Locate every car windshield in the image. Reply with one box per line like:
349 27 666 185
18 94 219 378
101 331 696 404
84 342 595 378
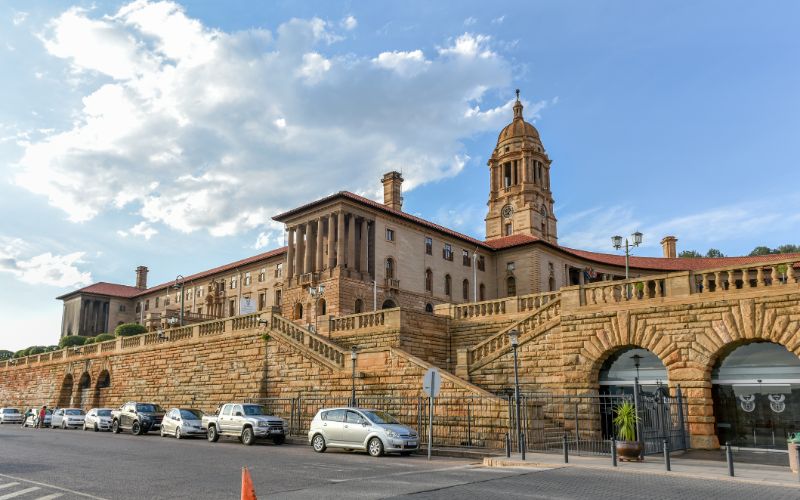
65 409 84 416
3 409 19 414
242 405 267 416
97 410 112 417
180 409 203 420
361 410 400 425
135 404 163 413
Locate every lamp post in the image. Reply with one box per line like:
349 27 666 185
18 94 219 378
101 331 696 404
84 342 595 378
173 274 185 327
631 353 642 380
508 328 522 455
350 346 358 407
612 232 643 298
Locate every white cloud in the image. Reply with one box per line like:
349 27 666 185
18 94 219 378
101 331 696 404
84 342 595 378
463 17 477 27
491 16 505 25
12 11 29 26
118 221 158 240
17 1 514 242
0 238 92 288
341 15 357 31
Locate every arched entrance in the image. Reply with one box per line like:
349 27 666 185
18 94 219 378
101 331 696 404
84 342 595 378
94 370 111 408
57 374 74 408
711 342 800 449
599 347 668 397
293 303 303 320
354 299 364 313
381 299 397 309
77 373 91 409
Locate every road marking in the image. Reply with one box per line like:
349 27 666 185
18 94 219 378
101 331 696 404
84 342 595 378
0 475 108 500
0 487 40 499
34 494 64 500
0 485 19 491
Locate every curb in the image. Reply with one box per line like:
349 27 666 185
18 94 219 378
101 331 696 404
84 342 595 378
285 436 490 460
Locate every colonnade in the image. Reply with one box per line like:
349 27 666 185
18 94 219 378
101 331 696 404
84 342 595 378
80 299 109 336
286 211 372 281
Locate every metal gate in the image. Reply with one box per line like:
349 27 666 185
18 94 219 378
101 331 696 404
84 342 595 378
635 382 689 455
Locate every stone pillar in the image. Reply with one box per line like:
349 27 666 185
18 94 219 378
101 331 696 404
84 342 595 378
347 214 356 268
327 215 336 269
287 227 295 279
315 218 324 272
359 219 369 274
337 212 345 268
304 222 314 274
296 224 306 276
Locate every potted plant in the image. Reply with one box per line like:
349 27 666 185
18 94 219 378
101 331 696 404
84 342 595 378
788 432 800 474
613 401 642 461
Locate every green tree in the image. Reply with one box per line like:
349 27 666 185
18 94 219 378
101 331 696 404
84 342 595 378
94 333 115 343
13 349 28 358
749 246 774 256
705 248 725 258
678 250 702 258
58 336 88 349
26 346 46 355
45 345 59 352
776 244 800 254
115 323 147 337
0 350 12 360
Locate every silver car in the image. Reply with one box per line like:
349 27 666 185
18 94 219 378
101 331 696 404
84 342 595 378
308 408 418 457
0 408 23 424
160 408 206 439
84 408 113 432
52 408 85 429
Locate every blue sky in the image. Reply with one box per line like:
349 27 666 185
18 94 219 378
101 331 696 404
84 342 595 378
0 1 798 350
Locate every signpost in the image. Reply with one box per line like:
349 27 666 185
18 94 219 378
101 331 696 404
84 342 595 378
422 367 441 461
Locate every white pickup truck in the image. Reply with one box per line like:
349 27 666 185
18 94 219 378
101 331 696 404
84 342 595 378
201 403 286 446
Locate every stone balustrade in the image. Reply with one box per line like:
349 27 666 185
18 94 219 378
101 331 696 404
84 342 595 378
450 298 507 320
581 277 667 306
517 291 560 312
439 291 559 321
269 314 346 368
691 258 799 294
329 308 399 334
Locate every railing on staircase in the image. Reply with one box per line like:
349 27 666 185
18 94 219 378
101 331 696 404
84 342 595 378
467 299 561 370
269 314 347 369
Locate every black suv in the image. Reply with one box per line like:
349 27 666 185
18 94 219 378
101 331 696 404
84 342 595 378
111 402 166 435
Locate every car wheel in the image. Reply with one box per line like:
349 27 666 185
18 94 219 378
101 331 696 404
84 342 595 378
94 423 99 432
175 427 182 440
160 426 166 437
272 435 285 445
112 420 120 434
241 427 255 446
131 421 142 436
207 425 219 443
312 434 326 453
368 437 384 457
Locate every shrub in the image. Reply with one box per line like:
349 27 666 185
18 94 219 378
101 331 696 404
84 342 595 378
94 334 115 343
83 337 96 344
13 349 27 358
45 345 59 352
59 336 88 349
26 346 46 355
0 350 12 360
115 323 147 337
613 401 639 442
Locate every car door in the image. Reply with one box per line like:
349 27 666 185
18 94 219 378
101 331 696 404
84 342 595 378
86 410 94 427
230 405 244 434
216 404 230 433
161 410 173 434
119 405 131 428
53 409 63 427
342 410 370 447
321 409 346 444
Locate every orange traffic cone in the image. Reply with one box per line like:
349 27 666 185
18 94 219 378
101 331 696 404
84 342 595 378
241 467 257 500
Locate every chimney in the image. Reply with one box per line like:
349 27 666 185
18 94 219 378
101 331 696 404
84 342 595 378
660 236 677 259
135 266 149 289
382 171 404 211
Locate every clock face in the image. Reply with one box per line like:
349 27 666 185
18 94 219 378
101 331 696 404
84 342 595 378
501 204 514 219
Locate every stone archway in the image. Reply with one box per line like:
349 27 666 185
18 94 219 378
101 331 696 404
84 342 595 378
381 299 397 309
93 370 111 408
57 374 74 408
77 372 91 409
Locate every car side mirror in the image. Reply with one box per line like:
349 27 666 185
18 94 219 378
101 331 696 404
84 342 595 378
362 421 369 427
235 412 243 417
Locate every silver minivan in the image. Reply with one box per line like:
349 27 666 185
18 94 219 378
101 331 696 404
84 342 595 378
308 408 418 457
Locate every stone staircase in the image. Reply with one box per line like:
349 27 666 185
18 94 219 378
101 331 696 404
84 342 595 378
267 313 349 370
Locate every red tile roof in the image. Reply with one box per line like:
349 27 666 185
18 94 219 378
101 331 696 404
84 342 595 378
484 234 541 249
560 247 800 271
57 282 143 300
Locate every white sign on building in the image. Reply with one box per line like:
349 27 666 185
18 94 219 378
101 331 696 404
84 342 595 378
239 296 257 315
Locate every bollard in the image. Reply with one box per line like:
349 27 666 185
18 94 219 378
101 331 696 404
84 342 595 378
563 433 569 463
796 446 800 483
521 433 526 461
663 439 671 471
611 438 617 467
505 432 511 458
725 442 734 477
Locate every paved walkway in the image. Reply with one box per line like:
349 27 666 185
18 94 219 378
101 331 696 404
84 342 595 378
484 451 800 488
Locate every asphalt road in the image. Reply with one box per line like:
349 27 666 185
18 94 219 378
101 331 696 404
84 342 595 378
0 424 797 499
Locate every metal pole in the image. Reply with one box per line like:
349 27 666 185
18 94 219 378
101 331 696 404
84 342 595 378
179 283 184 327
506 432 511 458
725 442 734 477
624 240 630 299
351 356 356 407
663 438 671 471
563 433 569 463
427 394 434 461
633 377 644 460
513 345 522 453
521 433 526 461
467 403 472 447
796 445 800 483
611 437 618 467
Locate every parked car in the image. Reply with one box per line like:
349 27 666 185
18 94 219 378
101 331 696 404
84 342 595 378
0 408 23 424
52 408 86 429
160 408 206 439
112 402 165 435
308 408 418 457
23 409 52 428
202 403 285 446
84 408 113 432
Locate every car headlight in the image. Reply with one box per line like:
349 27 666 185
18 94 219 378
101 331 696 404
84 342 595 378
258 421 268 427
384 429 399 438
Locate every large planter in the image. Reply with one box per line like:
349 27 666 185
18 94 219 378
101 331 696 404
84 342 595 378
790 443 799 474
616 440 643 462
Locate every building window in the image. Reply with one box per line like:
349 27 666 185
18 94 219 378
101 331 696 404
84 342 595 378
425 269 433 293
244 272 251 286
135 302 141 313
197 307 203 315
119 304 126 312
385 258 395 279
228 299 236 316
258 292 266 311
230 277 237 289
425 303 433 313
505 223 512 236
293 302 303 320
155 297 160 309
275 263 283 278
317 298 327 315
507 262 515 272
462 250 470 266
462 279 469 301
275 289 282 306
197 287 204 297
504 163 512 188
259 268 266 282
144 300 150 311
164 297 170 306
478 255 486 272
354 299 364 313
444 274 452 296
479 283 486 301
386 228 395 242
218 280 225 292
425 237 432 255
443 244 453 261
185 290 191 301
507 276 517 296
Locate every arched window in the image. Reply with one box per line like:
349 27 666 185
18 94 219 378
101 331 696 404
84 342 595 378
444 274 452 296
425 303 433 313
381 299 397 309
425 269 433 293
354 299 364 313
549 276 556 292
293 303 303 320
385 258 395 279
479 283 486 301
78 372 91 390
507 276 516 296
317 298 326 316
96 370 111 389
462 279 470 301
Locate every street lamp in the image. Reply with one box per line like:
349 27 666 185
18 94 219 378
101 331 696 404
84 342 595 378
611 231 643 280
508 328 523 457
631 353 643 380
173 275 185 327
350 346 358 407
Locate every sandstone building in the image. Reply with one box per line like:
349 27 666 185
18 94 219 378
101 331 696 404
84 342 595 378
3 92 798 453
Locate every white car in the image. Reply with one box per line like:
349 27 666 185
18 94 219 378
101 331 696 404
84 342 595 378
0 408 23 424
23 410 52 428
308 408 418 457
52 408 85 429
83 408 113 432
160 408 206 439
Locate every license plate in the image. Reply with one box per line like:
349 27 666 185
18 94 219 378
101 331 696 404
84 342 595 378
408 441 417 447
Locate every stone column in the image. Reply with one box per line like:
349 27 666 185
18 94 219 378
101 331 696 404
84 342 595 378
336 212 345 268
347 214 356 268
359 219 369 274
327 215 336 269
316 218 324 272
304 222 314 274
296 224 306 276
287 227 295 279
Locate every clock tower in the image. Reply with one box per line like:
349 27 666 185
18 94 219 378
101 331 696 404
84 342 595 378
485 90 557 243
